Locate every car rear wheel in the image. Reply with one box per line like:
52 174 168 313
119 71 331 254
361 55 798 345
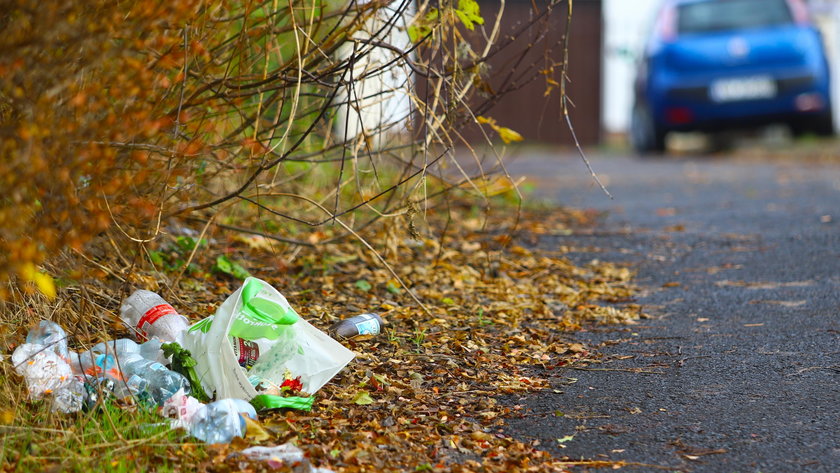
630 104 666 154
791 110 834 138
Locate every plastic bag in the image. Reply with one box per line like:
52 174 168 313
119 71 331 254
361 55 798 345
182 277 354 400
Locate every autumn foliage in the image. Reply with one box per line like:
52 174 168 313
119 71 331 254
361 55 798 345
0 0 202 296
0 0 567 298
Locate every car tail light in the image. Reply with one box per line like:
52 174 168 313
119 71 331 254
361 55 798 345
795 93 825 112
657 4 678 42
787 0 810 25
665 107 694 125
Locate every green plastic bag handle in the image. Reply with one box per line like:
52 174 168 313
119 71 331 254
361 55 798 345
250 394 314 411
241 279 299 326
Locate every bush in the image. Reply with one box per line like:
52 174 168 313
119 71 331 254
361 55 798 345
0 0 567 298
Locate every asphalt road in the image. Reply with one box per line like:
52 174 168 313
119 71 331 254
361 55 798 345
503 152 840 473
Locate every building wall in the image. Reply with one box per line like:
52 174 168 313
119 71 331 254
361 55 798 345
460 0 603 145
602 0 661 134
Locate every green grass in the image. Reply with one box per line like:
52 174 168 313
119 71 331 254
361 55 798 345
0 371 205 472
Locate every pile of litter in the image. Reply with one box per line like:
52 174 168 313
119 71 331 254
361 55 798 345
9 277 374 471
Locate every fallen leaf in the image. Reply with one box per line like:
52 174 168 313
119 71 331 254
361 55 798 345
213 255 252 280
656 207 677 217
244 416 271 442
353 392 374 405
354 279 372 292
748 300 807 308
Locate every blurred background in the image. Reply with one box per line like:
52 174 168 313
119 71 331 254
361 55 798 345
474 0 840 152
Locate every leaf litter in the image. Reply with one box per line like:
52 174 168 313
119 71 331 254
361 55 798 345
1 204 645 472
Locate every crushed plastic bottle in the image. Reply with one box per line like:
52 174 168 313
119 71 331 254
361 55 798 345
12 343 74 399
90 338 167 365
52 378 86 413
25 320 69 358
329 313 384 339
118 352 190 405
90 338 139 357
189 398 257 444
120 290 189 343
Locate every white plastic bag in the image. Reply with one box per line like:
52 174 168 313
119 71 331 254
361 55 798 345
182 277 354 400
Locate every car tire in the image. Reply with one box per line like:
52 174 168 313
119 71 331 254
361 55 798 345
791 110 835 138
812 110 834 137
630 103 666 154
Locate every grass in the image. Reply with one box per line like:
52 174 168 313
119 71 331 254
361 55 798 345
0 369 202 472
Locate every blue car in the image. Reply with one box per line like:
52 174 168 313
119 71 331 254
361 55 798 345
631 0 833 153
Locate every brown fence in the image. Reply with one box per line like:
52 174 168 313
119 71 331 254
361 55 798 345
459 0 603 146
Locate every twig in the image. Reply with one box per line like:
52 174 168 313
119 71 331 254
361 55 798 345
559 0 612 199
173 25 189 139
569 366 664 375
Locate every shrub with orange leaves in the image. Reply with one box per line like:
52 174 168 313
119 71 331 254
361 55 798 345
0 0 569 299
0 0 201 297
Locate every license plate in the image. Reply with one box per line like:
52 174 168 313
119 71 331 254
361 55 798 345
709 76 777 103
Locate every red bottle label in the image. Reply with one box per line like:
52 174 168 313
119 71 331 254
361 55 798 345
231 337 260 369
136 303 177 341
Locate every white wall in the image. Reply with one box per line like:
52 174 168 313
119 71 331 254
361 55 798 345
602 0 662 134
811 0 840 131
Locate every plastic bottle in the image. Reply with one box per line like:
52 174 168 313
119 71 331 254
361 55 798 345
188 398 257 444
120 290 189 343
118 352 190 405
138 338 168 364
12 343 74 399
51 378 86 413
329 313 384 338
90 339 139 357
25 320 68 358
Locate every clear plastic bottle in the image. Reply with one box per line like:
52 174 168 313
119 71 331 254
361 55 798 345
90 339 139 357
25 320 68 358
330 313 384 338
188 398 257 444
12 343 74 399
51 378 86 413
120 290 189 343
89 338 167 364
117 352 190 405
83 353 150 400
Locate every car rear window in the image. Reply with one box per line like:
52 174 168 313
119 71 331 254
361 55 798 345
678 0 793 34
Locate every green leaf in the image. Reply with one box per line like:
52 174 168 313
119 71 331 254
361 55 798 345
454 0 483 30
175 235 206 254
355 279 373 292
162 342 210 402
214 255 252 280
441 297 455 305
148 250 166 267
386 279 403 295
408 8 438 42
556 434 575 445
353 391 374 405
